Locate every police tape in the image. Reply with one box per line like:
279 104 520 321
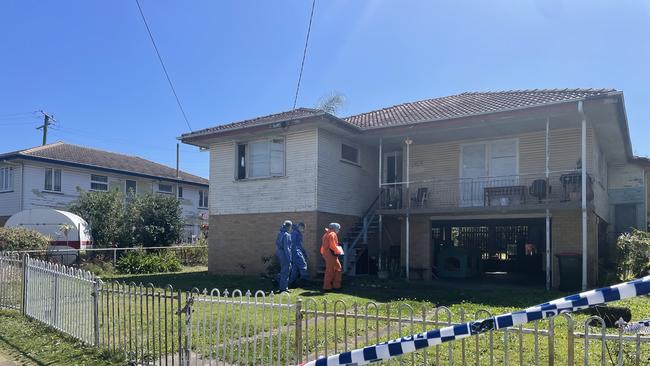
622 319 650 334
300 275 650 366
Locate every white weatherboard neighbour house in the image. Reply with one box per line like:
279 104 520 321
181 89 650 289
0 142 209 241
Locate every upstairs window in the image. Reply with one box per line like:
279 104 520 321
44 168 62 192
0 167 13 192
199 190 208 208
236 138 285 179
158 183 173 194
90 174 108 191
341 143 360 165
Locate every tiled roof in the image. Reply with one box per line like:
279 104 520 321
1 142 208 186
343 89 618 129
181 108 325 139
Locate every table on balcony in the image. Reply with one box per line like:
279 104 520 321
483 185 527 207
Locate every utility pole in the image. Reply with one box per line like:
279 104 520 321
36 111 55 146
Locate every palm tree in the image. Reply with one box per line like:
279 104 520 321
317 92 346 115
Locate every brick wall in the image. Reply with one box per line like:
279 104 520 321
551 209 598 288
208 211 359 277
399 215 432 280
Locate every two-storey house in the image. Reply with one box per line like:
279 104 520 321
180 89 648 289
0 142 209 241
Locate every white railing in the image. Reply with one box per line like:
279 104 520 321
380 170 592 211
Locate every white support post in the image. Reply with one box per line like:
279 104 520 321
405 137 412 281
545 117 551 290
378 137 383 188
579 101 588 291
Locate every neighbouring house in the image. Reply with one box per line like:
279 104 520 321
0 141 209 241
180 89 649 289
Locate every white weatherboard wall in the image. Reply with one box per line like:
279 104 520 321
317 129 379 216
4 161 207 236
209 129 318 215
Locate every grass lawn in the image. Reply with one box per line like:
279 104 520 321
0 310 126 366
101 266 650 365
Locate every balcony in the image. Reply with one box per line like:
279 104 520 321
379 170 593 214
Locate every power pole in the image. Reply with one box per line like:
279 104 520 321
36 111 55 145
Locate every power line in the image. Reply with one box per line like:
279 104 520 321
50 126 203 154
134 0 193 132
292 0 317 110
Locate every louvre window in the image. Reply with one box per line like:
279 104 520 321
90 174 108 191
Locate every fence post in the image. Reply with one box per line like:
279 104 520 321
112 248 117 267
21 254 29 316
295 299 303 364
92 280 100 346
183 293 193 366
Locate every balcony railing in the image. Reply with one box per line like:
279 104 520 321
380 170 593 211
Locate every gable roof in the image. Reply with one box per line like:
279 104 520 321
0 142 208 186
343 88 619 129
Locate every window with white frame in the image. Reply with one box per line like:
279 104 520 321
236 137 285 179
90 174 108 191
44 168 62 192
0 167 13 192
341 143 360 164
157 183 173 194
198 190 208 208
178 186 183 198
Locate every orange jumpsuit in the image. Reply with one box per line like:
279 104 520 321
320 228 343 290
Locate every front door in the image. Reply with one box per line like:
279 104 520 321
460 144 487 206
615 204 637 236
383 152 403 208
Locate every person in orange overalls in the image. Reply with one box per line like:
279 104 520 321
320 223 343 291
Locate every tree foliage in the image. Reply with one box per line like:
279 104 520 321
69 189 185 248
123 194 184 247
0 227 50 251
69 189 125 248
616 229 650 280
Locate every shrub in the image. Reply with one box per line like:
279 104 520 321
176 242 208 266
616 229 650 280
123 194 184 247
0 227 50 251
69 189 126 248
116 249 182 274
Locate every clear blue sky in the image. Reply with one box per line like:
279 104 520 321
1 1 649 178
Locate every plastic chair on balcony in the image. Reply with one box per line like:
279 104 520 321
412 187 429 208
529 179 551 203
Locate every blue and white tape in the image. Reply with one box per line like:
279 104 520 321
300 276 650 366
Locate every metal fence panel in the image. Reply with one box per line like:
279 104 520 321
0 252 22 311
2 253 650 365
24 257 96 344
